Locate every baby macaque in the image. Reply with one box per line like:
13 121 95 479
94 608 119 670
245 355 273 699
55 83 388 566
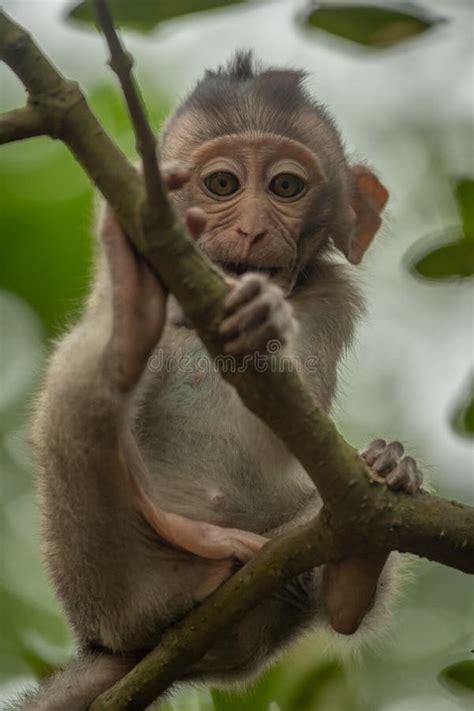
19 52 422 710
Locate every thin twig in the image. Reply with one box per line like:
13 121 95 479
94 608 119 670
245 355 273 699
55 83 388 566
93 0 170 224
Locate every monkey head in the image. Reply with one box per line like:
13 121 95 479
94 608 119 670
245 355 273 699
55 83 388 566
160 52 389 292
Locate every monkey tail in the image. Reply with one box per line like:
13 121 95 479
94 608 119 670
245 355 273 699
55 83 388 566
4 651 139 711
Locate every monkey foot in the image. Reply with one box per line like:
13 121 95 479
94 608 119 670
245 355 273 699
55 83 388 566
189 523 268 563
137 486 268 563
361 439 423 494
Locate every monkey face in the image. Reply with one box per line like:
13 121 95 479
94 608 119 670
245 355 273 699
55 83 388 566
174 133 325 293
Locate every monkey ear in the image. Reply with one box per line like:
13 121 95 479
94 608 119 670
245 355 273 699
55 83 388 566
340 166 389 265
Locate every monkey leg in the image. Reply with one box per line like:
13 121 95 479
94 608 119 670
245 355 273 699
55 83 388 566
324 440 423 634
11 652 138 711
135 483 269 563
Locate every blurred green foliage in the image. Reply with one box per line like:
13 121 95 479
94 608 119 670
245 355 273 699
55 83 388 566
69 0 248 32
410 236 474 280
302 2 443 49
1 2 473 710
439 660 474 696
451 378 474 439
68 0 444 50
456 179 474 240
408 179 474 281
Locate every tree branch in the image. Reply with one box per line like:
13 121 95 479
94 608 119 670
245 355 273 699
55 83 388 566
1 6 473 711
91 514 342 710
0 104 45 144
93 0 170 224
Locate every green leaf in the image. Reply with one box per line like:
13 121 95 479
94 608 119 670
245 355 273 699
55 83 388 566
304 2 444 48
450 378 474 438
455 178 474 240
408 234 474 280
68 0 248 32
439 660 474 697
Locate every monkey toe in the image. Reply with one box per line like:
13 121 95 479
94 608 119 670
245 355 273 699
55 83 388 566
360 438 386 466
211 528 268 563
362 440 422 494
386 456 423 493
372 440 404 475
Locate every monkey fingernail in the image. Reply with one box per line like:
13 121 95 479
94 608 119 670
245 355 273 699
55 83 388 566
219 316 240 337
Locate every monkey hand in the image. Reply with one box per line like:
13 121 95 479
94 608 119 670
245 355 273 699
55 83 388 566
100 167 207 392
219 273 297 356
361 439 423 494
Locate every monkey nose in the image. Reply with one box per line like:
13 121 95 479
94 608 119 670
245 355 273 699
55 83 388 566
236 227 267 244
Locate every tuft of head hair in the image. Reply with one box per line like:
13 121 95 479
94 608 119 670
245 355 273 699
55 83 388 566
165 51 342 159
210 50 257 82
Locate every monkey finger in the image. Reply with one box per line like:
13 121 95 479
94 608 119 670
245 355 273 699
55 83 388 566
223 274 266 314
185 207 208 239
219 298 270 338
224 321 279 355
162 161 191 191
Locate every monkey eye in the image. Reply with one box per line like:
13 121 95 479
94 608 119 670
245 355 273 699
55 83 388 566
204 171 240 197
269 173 305 199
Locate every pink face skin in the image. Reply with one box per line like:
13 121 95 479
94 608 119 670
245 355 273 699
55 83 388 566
186 133 325 293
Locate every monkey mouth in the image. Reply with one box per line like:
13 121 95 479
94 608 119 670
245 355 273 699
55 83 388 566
219 261 281 278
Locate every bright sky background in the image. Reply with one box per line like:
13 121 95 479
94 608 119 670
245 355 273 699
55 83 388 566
1 0 473 498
